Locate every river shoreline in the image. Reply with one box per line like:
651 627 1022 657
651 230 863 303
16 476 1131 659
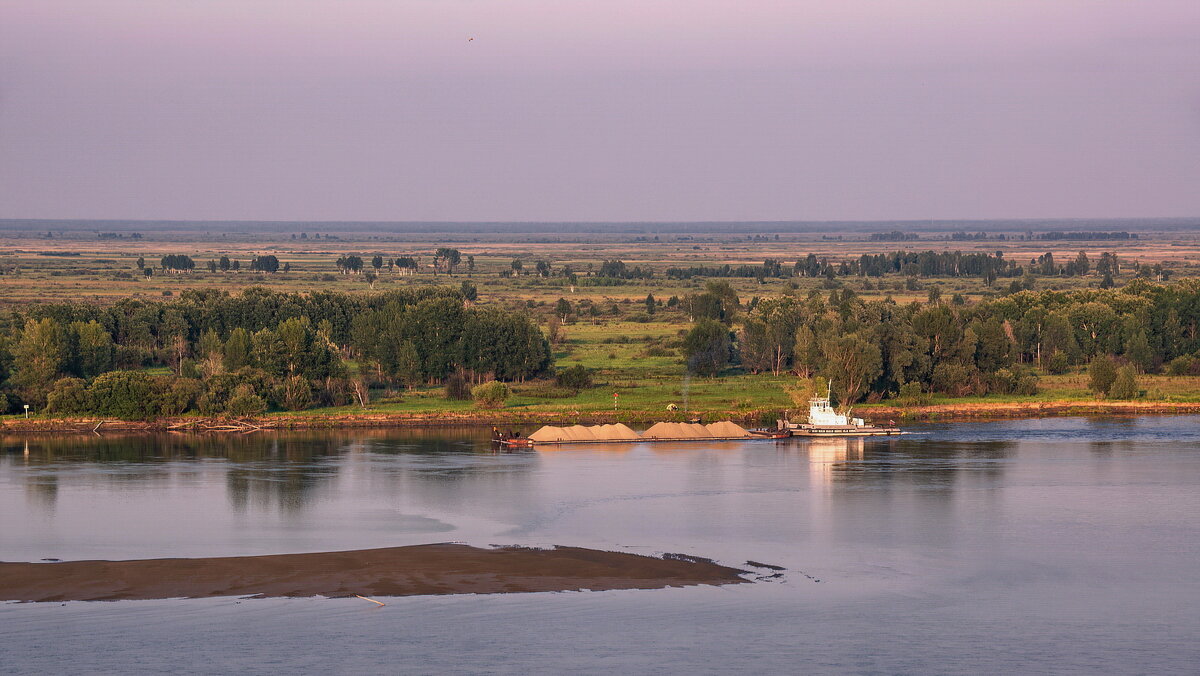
2 400 1200 434
0 544 748 602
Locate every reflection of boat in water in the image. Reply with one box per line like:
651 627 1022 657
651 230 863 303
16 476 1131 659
806 438 865 463
780 385 901 437
806 438 865 484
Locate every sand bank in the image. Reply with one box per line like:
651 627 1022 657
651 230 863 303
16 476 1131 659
0 544 747 602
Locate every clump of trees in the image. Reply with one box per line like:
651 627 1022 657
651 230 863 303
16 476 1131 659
160 255 195 272
5 286 550 418
249 255 280 273
698 278 1200 406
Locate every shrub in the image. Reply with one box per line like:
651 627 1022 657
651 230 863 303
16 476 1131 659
471 381 510 409
1014 372 1040 396
88 370 160 419
1109 366 1140 400
45 378 90 415
555 365 594 391
1088 356 1119 396
1167 355 1196 376
444 371 472 400
931 362 970 395
1046 350 1070 375
159 377 203 415
278 375 313 411
895 381 932 406
226 384 267 416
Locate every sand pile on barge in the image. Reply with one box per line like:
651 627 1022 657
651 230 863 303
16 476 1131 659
529 421 752 443
529 423 642 442
641 421 752 440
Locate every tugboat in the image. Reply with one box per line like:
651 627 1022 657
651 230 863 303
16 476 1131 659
779 385 901 437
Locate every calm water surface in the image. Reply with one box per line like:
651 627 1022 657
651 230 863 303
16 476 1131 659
3 417 1199 674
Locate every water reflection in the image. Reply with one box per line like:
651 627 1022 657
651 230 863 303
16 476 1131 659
0 428 514 516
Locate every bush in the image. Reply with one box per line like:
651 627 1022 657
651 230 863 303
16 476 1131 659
88 371 160 419
1046 350 1070 375
555 365 594 391
159 377 203 415
1089 356 1119 396
444 371 472 400
45 378 90 415
471 381 510 409
1109 366 1140 400
278 375 313 411
895 381 932 406
226 384 267 416
1167 355 1197 376
931 362 970 395
1014 373 1040 396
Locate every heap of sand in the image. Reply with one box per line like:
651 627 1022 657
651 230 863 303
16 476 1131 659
529 423 643 442
642 421 752 439
531 421 752 442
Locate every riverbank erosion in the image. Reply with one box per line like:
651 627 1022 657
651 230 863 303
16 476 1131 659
0 544 748 602
6 400 1200 433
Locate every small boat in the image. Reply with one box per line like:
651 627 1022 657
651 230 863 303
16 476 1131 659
779 386 901 437
491 428 534 449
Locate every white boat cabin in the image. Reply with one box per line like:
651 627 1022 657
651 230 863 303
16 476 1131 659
808 396 865 427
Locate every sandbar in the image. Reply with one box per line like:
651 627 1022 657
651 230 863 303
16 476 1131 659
0 544 747 602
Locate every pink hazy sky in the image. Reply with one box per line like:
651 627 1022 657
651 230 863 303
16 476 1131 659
1 0 1198 222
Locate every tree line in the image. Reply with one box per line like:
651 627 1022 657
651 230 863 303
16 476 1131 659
0 286 550 418
683 278 1200 406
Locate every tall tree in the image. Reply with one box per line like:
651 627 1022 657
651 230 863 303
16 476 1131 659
820 332 883 407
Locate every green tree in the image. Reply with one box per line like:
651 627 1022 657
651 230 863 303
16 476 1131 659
820 332 883 406
45 377 90 415
393 340 421 389
683 319 732 376
645 293 656 315
555 298 573 324
1109 365 1139 399
223 328 252 371
11 318 69 405
278 375 314 411
69 320 115 378
1124 331 1154 373
793 325 820 378
1088 356 1119 396
226 384 267 416
88 371 160 419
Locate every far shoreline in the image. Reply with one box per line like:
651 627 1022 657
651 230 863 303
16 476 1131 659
2 399 1200 434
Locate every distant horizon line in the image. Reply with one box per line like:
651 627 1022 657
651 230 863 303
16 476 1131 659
1 216 1198 228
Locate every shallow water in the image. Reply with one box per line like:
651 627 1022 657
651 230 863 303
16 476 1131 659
3 417 1199 674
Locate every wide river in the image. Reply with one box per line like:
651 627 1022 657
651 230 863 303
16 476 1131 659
3 417 1200 674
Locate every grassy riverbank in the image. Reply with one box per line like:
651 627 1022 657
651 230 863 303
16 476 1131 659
9 391 1200 434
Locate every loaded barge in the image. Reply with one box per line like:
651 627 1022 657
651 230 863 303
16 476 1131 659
494 386 899 448
495 421 785 448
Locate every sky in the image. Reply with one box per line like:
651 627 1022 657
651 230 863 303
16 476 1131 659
1 0 1199 222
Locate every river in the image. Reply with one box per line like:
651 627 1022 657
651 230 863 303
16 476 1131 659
3 417 1199 674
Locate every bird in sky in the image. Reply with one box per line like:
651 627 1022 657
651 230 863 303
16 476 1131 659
468 37 475 42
